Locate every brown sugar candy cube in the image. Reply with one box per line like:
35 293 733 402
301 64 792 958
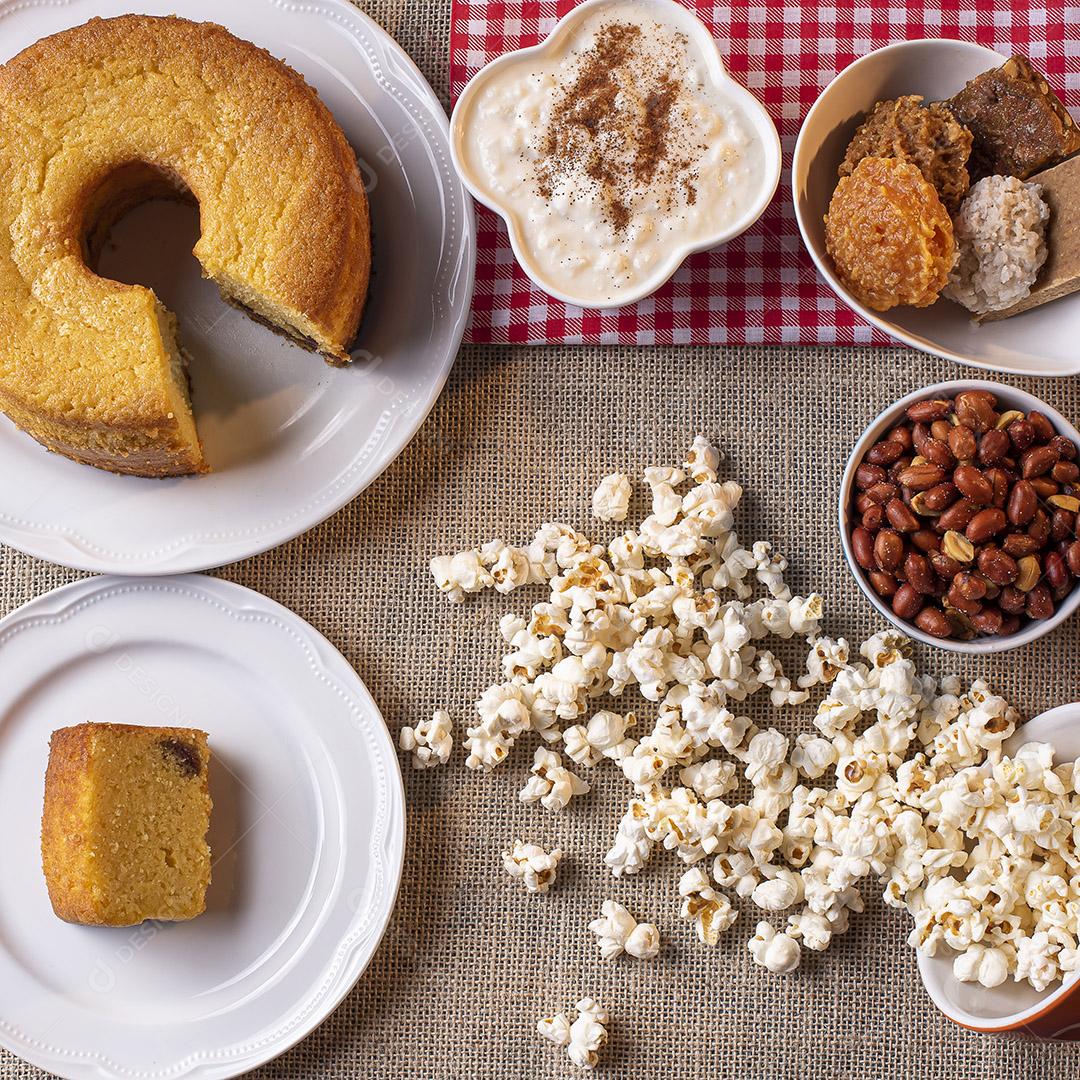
947 55 1080 181
41 723 212 926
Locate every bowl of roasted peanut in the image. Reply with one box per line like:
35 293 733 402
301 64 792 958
840 381 1080 652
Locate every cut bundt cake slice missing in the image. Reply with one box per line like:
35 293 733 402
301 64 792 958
0 16 371 477
42 723 212 927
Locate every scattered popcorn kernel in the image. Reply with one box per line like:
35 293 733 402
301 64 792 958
679 866 737 945
538 999 610 1071
519 746 590 812
503 839 562 894
537 1012 571 1047
749 921 802 973
684 434 722 483
398 709 453 769
589 899 661 959
592 472 633 522
569 999 610 1070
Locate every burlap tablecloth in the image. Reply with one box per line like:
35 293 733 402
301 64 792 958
4 5 1080 1079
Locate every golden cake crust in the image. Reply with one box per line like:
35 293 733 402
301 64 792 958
41 726 97 926
0 15 371 477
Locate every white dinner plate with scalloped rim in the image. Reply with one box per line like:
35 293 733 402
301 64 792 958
0 0 474 574
0 575 405 1080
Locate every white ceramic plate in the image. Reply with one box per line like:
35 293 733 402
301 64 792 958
0 0 475 574
792 38 1080 377
0 575 405 1080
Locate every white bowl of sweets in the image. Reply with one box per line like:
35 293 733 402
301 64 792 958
793 39 1080 377
449 0 780 309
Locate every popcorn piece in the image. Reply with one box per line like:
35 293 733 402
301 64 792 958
1015 932 1061 993
679 866 737 945
589 900 661 960
398 709 453 769
680 758 738 800
592 472 633 522
751 868 805 912
564 710 636 767
752 541 792 601
537 1012 571 1047
498 553 534 595
430 549 491 602
569 999 610 1070
798 637 850 689
464 682 533 771
538 998 611 1070
953 943 1009 988
520 747 590 812
748 921 802 973
502 840 562 894
744 729 790 789
606 797 655 877
684 435 721 483
787 594 824 637
712 851 759 897
644 466 686 526
626 920 662 960
786 911 834 952
790 732 837 780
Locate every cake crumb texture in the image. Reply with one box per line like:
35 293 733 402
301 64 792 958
41 722 212 927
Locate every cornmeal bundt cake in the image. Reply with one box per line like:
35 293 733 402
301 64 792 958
0 15 371 476
42 723 212 926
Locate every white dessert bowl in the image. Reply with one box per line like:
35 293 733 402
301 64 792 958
448 0 781 310
917 703 1080 1037
838 379 1080 654
792 38 1080 378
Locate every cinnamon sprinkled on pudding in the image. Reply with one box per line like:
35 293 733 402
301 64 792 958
457 1 770 306
536 22 695 232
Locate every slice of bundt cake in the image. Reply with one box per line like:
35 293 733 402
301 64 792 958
0 15 371 476
41 723 212 926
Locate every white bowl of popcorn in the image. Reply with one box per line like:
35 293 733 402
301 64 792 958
917 703 1080 1037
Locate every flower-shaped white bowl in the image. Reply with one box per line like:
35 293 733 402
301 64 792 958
918 703 1080 1038
793 38 1080 378
839 379 1080 654
449 0 781 309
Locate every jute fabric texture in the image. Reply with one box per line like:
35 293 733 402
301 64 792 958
4 344 1080 1079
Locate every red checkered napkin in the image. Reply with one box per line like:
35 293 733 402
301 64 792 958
449 0 1079 345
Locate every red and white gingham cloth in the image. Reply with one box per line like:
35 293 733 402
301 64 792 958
449 0 1079 345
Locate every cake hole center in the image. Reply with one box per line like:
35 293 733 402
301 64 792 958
83 163 203 312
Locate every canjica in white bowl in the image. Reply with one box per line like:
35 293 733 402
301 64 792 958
792 39 1080 378
839 380 1080 654
450 0 781 309
918 704 1080 1037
